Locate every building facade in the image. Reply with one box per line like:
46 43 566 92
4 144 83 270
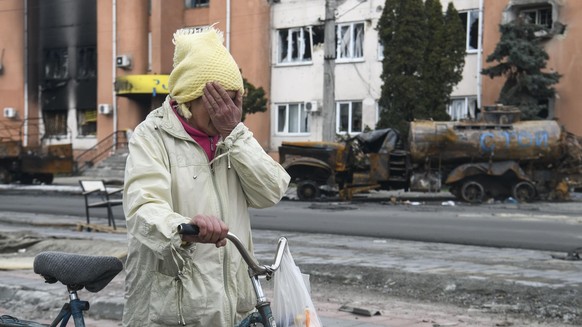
481 0 582 136
1 0 581 164
0 0 272 158
268 0 486 150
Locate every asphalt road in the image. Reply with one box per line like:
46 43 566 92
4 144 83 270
1 192 581 252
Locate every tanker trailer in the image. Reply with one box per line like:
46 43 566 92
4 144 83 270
407 110 577 202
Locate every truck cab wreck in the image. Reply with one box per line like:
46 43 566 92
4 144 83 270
279 106 582 203
0 119 73 185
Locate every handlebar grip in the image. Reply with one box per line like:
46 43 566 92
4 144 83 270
177 223 200 235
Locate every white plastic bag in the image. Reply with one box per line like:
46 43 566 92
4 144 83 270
272 245 321 327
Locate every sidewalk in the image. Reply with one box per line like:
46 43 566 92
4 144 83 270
1 207 581 326
1 178 581 326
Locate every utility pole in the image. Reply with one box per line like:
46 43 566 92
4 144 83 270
321 0 336 142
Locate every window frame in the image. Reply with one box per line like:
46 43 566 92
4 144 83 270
336 22 365 62
76 46 96 80
459 10 480 53
520 6 553 29
43 110 69 137
44 48 69 80
448 96 478 121
76 107 97 137
276 26 314 65
275 103 310 135
336 100 363 135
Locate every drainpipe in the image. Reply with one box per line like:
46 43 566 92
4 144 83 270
112 0 118 147
477 0 484 110
226 0 231 51
23 0 28 146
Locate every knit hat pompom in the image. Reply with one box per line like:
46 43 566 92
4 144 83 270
168 25 244 119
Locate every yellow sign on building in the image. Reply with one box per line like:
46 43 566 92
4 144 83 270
115 75 169 96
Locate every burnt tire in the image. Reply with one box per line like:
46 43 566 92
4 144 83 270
296 180 320 201
512 181 536 203
461 180 485 203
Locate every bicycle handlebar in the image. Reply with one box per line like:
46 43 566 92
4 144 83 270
177 223 287 277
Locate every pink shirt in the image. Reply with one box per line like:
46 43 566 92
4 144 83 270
170 101 219 161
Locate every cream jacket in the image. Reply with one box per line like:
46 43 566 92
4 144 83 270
122 98 290 326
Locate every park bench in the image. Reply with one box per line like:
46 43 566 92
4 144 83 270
79 180 123 230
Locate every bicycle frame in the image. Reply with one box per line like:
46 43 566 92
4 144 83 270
23 251 123 327
48 294 90 327
178 224 288 327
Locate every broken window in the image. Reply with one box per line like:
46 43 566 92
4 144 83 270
337 101 363 134
337 22 364 61
277 103 309 134
448 97 478 121
43 110 68 136
277 27 314 64
77 108 97 136
459 10 479 52
77 47 96 80
44 48 69 80
185 0 209 8
504 1 562 37
521 6 553 29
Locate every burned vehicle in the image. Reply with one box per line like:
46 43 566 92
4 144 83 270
279 106 582 202
0 119 73 184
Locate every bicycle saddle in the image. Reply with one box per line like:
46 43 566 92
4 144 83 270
33 251 123 293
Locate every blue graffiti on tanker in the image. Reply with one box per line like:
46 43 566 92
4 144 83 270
480 130 549 152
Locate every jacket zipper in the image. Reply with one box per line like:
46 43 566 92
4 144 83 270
209 157 234 324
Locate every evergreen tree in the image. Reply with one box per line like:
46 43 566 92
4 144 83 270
377 0 465 139
424 2 465 120
377 0 427 137
481 17 561 120
241 78 267 122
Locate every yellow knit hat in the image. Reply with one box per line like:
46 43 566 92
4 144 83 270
168 26 244 119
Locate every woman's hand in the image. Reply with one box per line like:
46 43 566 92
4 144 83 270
182 214 229 248
202 81 242 138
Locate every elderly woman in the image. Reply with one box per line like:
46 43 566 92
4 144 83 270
122 26 290 327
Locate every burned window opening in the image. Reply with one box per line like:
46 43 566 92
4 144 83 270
504 1 563 37
44 48 69 80
312 25 325 46
77 46 96 80
277 26 322 64
43 110 68 137
521 6 553 29
77 107 97 136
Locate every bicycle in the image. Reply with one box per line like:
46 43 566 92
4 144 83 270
1 225 287 327
0 252 123 327
177 223 288 327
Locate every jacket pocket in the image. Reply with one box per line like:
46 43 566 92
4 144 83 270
235 263 256 314
148 264 208 325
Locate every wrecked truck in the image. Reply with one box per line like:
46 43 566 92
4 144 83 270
279 106 582 202
0 118 74 184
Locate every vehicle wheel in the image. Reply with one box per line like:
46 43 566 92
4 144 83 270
296 180 320 201
512 181 536 202
461 180 485 203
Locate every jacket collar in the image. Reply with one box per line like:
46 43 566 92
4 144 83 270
156 96 193 142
